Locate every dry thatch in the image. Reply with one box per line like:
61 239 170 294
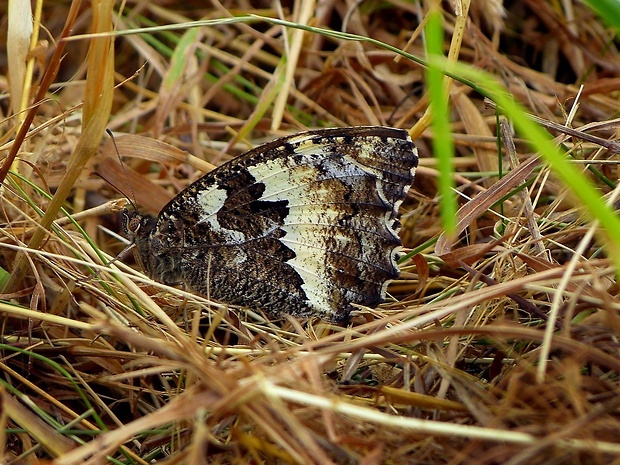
2 1 620 464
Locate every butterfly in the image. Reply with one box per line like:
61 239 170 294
124 126 418 324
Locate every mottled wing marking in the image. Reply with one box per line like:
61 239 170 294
196 188 246 243
126 127 418 323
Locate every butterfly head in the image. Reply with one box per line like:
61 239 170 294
122 209 156 243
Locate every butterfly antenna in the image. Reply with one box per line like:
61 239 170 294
105 128 138 211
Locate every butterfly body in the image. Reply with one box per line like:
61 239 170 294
125 126 418 323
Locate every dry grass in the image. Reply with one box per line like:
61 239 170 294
2 1 620 464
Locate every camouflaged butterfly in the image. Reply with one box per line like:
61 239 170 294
124 126 418 324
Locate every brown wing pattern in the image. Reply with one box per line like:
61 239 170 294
127 127 418 323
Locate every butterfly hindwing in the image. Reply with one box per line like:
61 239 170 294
127 126 418 323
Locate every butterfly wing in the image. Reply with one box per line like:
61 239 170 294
136 126 418 323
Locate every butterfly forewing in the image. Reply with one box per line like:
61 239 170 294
127 126 418 323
